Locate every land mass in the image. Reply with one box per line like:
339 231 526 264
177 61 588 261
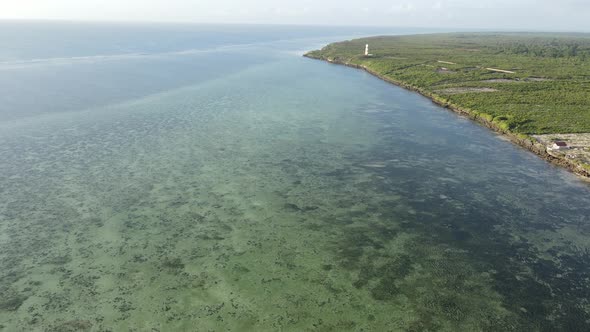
304 33 590 178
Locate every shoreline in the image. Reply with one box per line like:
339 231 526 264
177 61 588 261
304 53 590 181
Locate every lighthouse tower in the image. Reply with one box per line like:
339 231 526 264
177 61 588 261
365 44 369 56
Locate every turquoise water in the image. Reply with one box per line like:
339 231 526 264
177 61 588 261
1 22 590 331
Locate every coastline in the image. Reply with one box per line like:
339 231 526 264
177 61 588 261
303 53 590 181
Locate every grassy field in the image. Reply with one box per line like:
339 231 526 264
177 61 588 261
306 33 590 135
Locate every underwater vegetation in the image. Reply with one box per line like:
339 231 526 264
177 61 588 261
1 44 590 331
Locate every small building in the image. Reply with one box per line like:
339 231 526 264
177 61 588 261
551 141 569 150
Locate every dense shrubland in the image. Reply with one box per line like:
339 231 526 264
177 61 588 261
306 33 590 134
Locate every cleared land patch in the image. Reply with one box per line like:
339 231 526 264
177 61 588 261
534 133 590 165
436 87 498 94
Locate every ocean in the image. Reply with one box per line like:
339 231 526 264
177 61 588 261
1 21 589 331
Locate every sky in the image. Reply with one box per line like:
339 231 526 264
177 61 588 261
1 0 589 31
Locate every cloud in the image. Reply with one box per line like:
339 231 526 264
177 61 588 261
388 3 416 13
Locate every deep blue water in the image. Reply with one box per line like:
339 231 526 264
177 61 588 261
0 22 425 121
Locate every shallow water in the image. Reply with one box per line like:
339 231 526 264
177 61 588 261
1 23 590 331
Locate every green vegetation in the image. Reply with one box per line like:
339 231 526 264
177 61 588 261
306 33 590 134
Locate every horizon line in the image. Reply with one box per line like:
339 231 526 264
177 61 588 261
0 18 589 34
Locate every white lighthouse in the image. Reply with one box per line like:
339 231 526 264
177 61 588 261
365 44 369 56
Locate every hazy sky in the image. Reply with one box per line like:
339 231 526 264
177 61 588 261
1 0 589 31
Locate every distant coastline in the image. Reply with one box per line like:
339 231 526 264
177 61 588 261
304 33 590 179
